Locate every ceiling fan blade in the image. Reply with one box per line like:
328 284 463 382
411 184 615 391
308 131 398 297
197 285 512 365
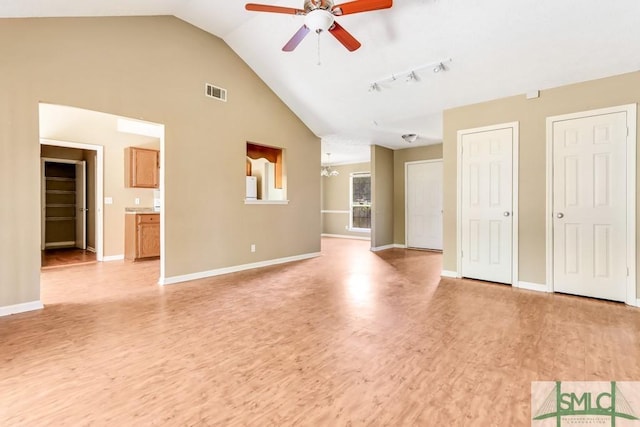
328 21 361 51
282 25 311 51
245 3 306 15
332 0 392 16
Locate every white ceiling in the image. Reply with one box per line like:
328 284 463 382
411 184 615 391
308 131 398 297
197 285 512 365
4 0 640 164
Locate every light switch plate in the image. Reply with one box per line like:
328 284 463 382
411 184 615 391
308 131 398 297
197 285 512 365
105 197 113 205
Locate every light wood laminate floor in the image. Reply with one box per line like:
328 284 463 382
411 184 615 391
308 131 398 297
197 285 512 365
41 248 97 269
2 238 640 425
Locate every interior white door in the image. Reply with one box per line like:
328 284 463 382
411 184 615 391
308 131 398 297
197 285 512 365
552 112 627 301
461 128 513 284
406 161 443 250
75 161 87 250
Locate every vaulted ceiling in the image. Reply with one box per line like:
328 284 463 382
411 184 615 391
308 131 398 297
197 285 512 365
3 0 640 163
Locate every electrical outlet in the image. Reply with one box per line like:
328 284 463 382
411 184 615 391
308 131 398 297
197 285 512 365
104 197 113 205
134 198 140 205
250 244 256 253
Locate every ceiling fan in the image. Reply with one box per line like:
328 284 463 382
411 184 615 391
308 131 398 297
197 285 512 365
245 0 392 52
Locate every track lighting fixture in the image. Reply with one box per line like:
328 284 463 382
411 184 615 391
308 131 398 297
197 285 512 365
368 58 451 92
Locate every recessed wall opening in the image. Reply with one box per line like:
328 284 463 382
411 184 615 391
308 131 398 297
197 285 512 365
246 142 287 202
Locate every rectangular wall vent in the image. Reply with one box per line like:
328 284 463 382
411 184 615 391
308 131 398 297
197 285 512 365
205 83 227 102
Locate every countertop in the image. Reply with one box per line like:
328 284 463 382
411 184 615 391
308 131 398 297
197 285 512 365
125 207 160 214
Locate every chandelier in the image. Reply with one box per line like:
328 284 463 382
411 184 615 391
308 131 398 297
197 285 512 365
321 165 339 177
321 153 339 177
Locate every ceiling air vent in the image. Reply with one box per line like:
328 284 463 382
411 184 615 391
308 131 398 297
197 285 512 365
205 83 227 102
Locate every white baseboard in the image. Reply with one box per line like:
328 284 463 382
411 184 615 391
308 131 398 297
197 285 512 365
102 254 124 262
635 299 640 308
393 244 407 249
0 300 44 317
86 246 96 253
441 270 458 278
321 234 371 241
44 241 75 249
159 252 321 286
370 244 395 252
516 281 549 293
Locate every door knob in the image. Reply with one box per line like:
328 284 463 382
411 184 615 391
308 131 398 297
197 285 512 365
503 211 510 217
556 212 564 219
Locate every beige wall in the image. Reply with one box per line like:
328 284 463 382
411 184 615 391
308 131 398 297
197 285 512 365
0 16 320 308
321 162 371 238
371 145 394 248
443 71 640 291
392 144 443 245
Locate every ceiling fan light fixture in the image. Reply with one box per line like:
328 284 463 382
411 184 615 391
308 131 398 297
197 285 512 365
402 133 418 143
304 9 335 33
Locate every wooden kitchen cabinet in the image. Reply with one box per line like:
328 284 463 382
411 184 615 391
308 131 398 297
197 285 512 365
125 213 160 260
125 147 159 188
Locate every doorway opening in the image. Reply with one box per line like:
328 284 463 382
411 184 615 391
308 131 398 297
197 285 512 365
38 103 165 284
40 152 98 268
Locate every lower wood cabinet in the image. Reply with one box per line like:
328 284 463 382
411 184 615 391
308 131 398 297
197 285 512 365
125 213 160 260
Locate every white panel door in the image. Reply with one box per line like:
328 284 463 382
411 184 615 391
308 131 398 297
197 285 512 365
552 112 627 301
75 161 87 250
461 128 513 284
406 161 443 250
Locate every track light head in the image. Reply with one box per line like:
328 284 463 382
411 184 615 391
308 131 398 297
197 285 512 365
405 71 418 83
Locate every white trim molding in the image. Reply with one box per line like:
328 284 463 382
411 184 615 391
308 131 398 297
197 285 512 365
321 234 371 241
546 104 637 306
0 300 44 317
244 199 289 205
441 270 459 278
159 252 321 286
370 244 395 252
393 244 407 249
456 122 520 286
516 281 549 293
321 210 350 214
102 254 125 262
44 241 76 249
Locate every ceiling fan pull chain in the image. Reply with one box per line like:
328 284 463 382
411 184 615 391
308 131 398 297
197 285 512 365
317 33 322 66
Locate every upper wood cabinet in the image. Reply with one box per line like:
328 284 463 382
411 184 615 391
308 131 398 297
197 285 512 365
125 147 159 188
